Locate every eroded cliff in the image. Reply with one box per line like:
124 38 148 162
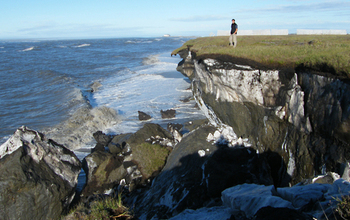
177 49 350 185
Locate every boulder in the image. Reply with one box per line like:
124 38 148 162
161 109 176 118
127 123 173 181
221 179 350 219
0 126 81 220
138 111 152 121
93 130 112 146
81 151 126 197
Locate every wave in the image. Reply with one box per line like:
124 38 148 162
75 44 90 48
22 46 35 52
125 40 154 44
44 105 120 150
142 54 160 65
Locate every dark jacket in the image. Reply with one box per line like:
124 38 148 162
231 23 238 34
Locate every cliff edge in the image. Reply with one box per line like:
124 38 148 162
176 47 350 185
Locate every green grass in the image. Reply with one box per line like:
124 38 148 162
64 193 134 220
172 35 350 78
335 195 350 220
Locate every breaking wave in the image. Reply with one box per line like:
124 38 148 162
75 44 90 48
22 46 35 52
44 106 120 150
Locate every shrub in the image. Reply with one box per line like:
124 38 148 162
64 193 134 220
335 195 350 220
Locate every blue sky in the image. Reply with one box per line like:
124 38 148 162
1 0 349 39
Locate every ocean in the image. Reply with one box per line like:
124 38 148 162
0 37 205 159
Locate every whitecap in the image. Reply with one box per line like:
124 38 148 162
142 54 160 65
75 44 90 48
22 46 35 52
45 106 120 150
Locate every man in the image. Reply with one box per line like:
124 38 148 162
229 19 238 47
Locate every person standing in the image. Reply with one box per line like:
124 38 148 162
229 19 238 47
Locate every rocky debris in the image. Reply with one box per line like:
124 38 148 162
80 123 174 200
129 124 218 219
0 126 81 220
222 179 350 219
126 120 292 219
161 109 176 118
170 177 350 219
138 111 152 121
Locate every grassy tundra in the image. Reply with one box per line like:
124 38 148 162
172 35 350 78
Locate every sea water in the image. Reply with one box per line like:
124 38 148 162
0 37 205 158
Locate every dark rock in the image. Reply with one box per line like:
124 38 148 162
167 123 183 133
138 111 152 121
254 206 313 220
180 97 191 103
108 133 133 154
93 131 112 146
161 109 176 119
81 151 126 197
0 126 81 220
129 124 219 219
108 143 123 154
204 147 274 197
91 143 105 153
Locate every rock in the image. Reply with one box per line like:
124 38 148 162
108 143 123 154
138 111 152 121
167 123 184 144
128 124 219 219
254 206 313 220
169 206 232 220
108 133 133 154
0 126 81 220
91 143 105 153
161 109 176 118
93 131 112 146
81 151 126 197
221 179 350 219
90 81 102 92
204 147 274 198
82 123 173 198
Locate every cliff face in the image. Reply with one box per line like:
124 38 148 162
178 51 350 185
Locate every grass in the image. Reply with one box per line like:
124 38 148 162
335 195 350 220
64 192 134 220
172 35 350 78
